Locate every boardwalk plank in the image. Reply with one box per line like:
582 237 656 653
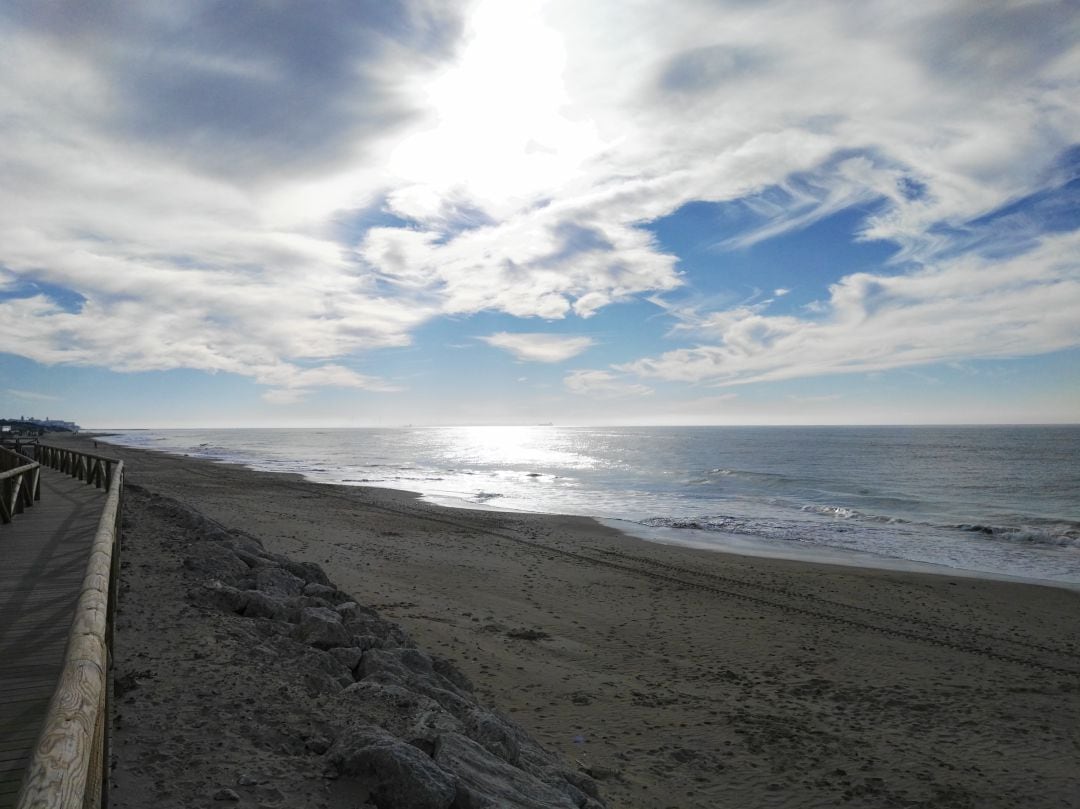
0 469 104 809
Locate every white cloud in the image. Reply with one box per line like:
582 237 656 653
621 230 1080 386
0 0 1077 400
479 332 594 362
0 2 455 393
564 370 653 398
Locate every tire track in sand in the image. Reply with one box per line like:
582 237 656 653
146 470 1080 680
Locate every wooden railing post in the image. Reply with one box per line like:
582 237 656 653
0 447 41 524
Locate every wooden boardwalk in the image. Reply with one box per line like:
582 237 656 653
0 468 106 808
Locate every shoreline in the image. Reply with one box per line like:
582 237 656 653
63 433 1080 808
95 431 1079 592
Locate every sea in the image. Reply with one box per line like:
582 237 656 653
102 425 1080 587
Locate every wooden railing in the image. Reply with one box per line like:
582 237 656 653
0 447 41 524
33 446 119 492
16 448 124 809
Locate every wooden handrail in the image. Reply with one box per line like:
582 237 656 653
34 445 119 491
0 447 41 524
16 460 124 809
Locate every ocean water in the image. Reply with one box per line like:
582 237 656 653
103 425 1080 586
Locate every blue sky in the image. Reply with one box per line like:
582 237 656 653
1 0 1078 427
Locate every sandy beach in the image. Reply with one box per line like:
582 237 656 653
72 434 1080 808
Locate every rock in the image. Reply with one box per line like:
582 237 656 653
342 680 436 716
361 649 464 693
224 530 266 552
293 606 352 649
564 771 600 800
555 780 590 808
304 582 351 603
409 706 465 743
192 580 296 621
327 725 457 809
432 655 473 693
434 733 577 809
306 734 333 755
230 547 275 570
340 681 463 746
212 787 241 801
583 765 620 781
142 492 233 543
353 634 384 651
291 647 354 693
463 707 522 766
225 546 329 586
336 600 386 622
261 552 331 586
242 590 297 621
329 646 364 672
296 595 334 610
191 581 247 613
255 567 306 597
359 649 474 717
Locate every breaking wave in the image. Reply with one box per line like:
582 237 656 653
640 512 1080 551
952 523 1080 549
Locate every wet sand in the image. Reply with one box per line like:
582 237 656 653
77 434 1080 808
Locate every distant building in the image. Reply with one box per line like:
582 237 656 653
0 416 80 435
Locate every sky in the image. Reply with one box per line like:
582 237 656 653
1 0 1078 428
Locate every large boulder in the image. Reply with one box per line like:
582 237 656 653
289 647 355 695
358 648 474 717
463 707 522 766
226 545 330 587
329 646 364 673
241 590 297 621
293 606 352 649
434 733 577 809
327 725 457 809
339 604 414 649
254 567 306 597
191 580 248 614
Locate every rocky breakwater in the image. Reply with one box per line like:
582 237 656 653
138 487 603 809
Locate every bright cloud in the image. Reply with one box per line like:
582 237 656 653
0 0 1077 410
480 333 594 363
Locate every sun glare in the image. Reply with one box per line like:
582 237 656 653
439 425 584 468
390 0 599 216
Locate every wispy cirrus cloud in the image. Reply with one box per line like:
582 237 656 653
564 370 652 398
620 230 1080 387
5 388 61 402
480 332 594 363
